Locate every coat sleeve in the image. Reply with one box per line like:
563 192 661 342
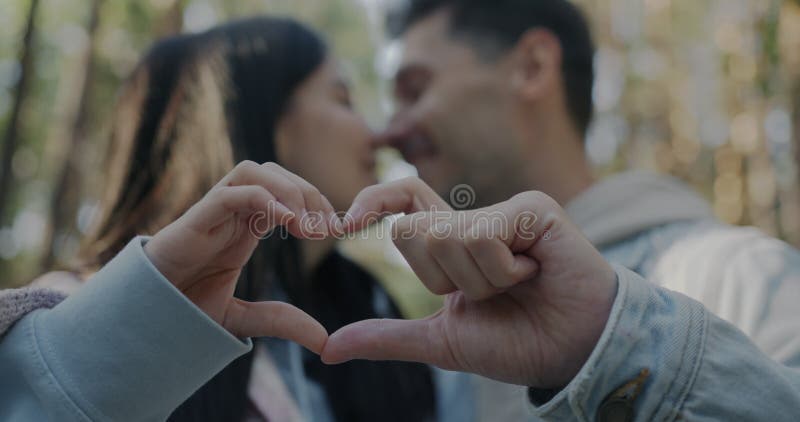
527 264 800 421
0 236 252 422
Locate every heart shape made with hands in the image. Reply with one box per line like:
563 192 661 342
147 162 617 389
318 177 618 388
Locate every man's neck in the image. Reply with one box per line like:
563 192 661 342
529 149 595 206
517 117 595 206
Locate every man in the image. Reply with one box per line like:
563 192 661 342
327 0 800 420
324 178 800 421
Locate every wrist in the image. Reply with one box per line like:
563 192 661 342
547 267 619 387
143 238 187 291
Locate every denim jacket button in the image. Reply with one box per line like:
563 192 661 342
597 397 634 422
596 368 649 422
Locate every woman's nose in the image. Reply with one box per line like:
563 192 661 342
371 130 391 149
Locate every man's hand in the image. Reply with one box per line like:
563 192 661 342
144 161 341 354
322 178 617 387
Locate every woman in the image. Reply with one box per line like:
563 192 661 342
37 17 453 422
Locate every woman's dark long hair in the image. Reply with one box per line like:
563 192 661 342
81 17 435 422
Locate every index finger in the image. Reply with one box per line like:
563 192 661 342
321 317 455 371
345 177 451 232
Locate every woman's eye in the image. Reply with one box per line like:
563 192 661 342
338 95 353 109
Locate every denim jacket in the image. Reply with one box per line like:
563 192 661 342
525 171 800 420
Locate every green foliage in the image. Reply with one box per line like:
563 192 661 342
0 0 386 287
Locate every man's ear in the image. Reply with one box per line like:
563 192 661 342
509 29 562 101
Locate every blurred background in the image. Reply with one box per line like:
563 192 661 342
1 0 800 317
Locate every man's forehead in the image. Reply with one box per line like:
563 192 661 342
396 8 454 73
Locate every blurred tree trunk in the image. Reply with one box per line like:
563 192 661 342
795 83 800 174
787 1 800 246
40 0 103 270
0 0 40 226
154 0 187 37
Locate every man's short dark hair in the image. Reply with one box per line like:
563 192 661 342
391 0 595 136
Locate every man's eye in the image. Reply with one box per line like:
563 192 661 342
406 89 422 103
396 84 422 104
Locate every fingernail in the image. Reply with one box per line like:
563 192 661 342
346 204 363 226
299 208 309 227
273 202 294 218
330 212 344 235
319 216 330 235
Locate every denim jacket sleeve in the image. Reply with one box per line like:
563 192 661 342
528 264 800 421
0 237 253 422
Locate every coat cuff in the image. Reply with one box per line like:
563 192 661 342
528 264 706 421
32 236 252 421
0 287 67 336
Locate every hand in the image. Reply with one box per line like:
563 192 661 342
144 161 341 354
322 178 618 387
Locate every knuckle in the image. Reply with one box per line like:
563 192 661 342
286 185 306 202
391 221 414 244
535 191 560 210
207 189 224 206
462 232 485 251
463 222 486 243
301 184 321 198
358 184 380 200
404 175 422 185
513 191 563 218
239 160 259 170
514 190 547 204
425 230 450 252
404 176 426 190
491 270 515 289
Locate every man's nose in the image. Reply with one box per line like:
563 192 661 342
376 114 412 150
372 129 392 149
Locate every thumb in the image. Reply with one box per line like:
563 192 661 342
321 317 453 369
226 299 328 354
345 177 450 232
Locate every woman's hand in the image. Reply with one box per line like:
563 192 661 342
144 161 341 354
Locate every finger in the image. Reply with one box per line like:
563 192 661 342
392 214 457 295
321 317 454 370
222 161 306 216
346 177 450 232
492 191 562 253
426 226 497 300
188 185 293 232
225 299 328 354
322 194 345 236
263 163 330 235
464 223 540 290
